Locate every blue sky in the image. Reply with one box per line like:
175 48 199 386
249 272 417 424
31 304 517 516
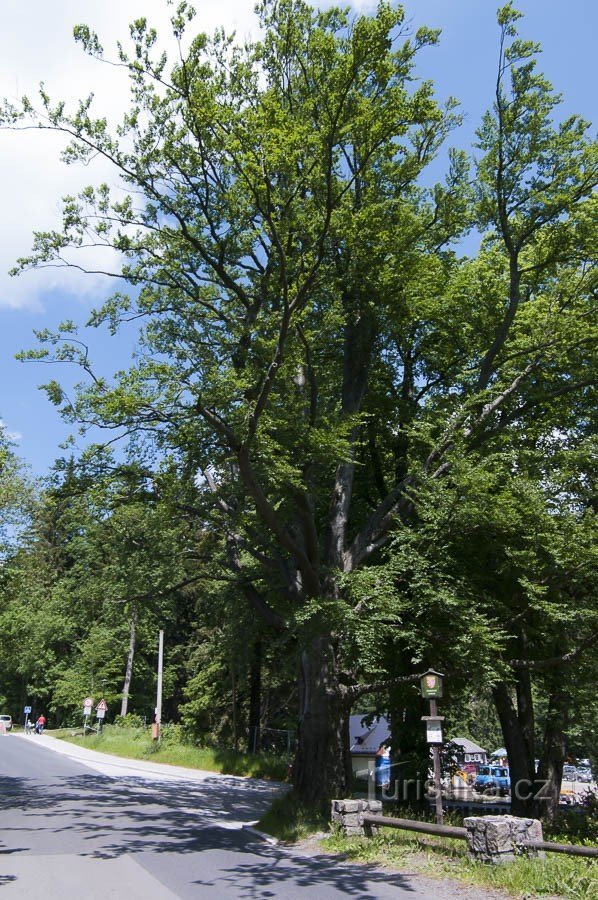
1 0 596 476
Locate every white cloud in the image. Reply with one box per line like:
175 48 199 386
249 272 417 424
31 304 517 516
0 419 23 442
0 0 275 311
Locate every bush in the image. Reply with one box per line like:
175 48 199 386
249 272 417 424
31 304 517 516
546 790 598 846
157 722 184 746
113 713 145 729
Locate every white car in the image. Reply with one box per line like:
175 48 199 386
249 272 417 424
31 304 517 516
0 715 13 731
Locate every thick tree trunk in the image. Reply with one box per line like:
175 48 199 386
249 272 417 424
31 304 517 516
120 606 137 718
515 661 535 777
294 634 351 808
231 658 239 752
492 681 536 816
537 686 569 824
249 639 262 753
393 701 430 810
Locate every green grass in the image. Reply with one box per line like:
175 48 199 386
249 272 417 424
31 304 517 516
257 791 328 842
323 829 598 899
255 795 597 897
51 725 289 781
50 727 597 897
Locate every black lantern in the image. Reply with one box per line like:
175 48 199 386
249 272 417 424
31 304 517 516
420 668 444 700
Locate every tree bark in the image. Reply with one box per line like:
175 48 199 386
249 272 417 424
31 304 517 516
492 680 536 816
120 605 137 718
537 685 569 824
515 655 536 778
249 639 262 753
231 657 239 752
294 634 351 808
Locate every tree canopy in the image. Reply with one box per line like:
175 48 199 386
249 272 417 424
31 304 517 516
1 1 596 809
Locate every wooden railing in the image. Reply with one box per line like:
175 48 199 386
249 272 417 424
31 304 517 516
362 814 598 859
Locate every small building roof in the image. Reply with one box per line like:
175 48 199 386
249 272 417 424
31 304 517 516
349 714 390 755
449 736 487 755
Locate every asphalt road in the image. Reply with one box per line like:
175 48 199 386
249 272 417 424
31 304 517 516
0 733 492 899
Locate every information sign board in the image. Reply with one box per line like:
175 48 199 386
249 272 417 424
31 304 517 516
426 720 443 744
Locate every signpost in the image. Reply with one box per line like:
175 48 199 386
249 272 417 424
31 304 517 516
420 669 445 826
96 699 107 731
83 697 93 736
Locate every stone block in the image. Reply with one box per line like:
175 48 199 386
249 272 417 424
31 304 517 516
465 815 545 865
331 799 382 837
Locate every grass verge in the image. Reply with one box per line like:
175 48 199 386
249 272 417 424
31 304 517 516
256 791 328 842
51 725 289 781
322 829 598 899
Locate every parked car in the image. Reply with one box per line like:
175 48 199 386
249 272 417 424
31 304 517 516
474 765 510 795
0 714 12 731
577 767 593 783
562 764 577 782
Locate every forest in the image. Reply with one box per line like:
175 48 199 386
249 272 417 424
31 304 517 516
0 0 596 821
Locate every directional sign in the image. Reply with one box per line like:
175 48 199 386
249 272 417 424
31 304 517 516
83 697 93 709
96 699 108 711
24 706 32 715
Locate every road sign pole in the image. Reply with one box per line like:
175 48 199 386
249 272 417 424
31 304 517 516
420 670 445 827
155 629 164 742
430 698 444 827
83 698 94 737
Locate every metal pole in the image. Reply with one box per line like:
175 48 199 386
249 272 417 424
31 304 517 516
430 698 444 826
156 629 164 742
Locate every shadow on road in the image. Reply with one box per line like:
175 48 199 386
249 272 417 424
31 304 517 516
0 773 424 896
191 844 421 896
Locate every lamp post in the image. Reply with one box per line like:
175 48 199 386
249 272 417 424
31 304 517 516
420 668 445 826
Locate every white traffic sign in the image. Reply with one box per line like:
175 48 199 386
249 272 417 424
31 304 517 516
83 697 94 709
96 699 108 711
96 708 106 719
24 706 32 714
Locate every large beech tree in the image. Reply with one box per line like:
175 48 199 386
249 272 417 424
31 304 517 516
3 1 595 805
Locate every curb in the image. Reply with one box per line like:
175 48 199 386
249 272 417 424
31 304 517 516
242 824 279 845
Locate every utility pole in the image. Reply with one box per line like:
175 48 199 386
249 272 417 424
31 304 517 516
154 629 164 742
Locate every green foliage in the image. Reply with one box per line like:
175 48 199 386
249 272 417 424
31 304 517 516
57 725 289 779
547 793 598 847
1 0 596 806
257 791 328 842
324 827 598 899
113 713 145 729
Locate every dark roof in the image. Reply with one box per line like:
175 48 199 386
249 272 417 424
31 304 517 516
449 737 487 755
349 715 390 755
